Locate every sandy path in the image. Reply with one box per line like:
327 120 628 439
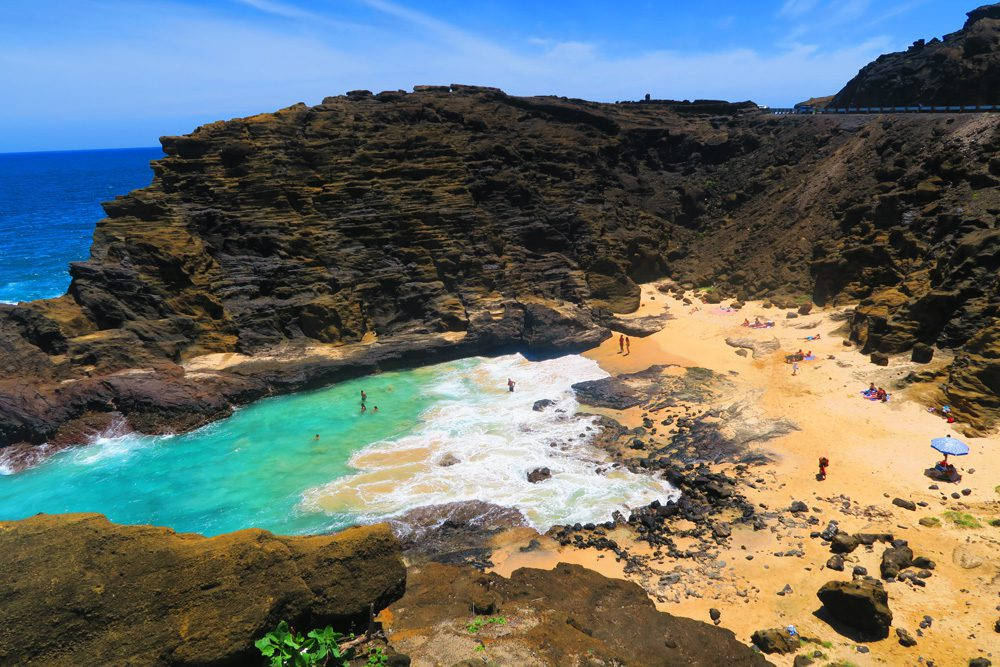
492 283 999 666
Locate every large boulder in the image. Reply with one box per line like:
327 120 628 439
817 578 893 638
0 513 406 665
751 628 801 654
384 562 771 665
881 544 914 578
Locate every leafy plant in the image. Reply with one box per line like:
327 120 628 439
466 616 507 634
989 519 1000 528
367 646 388 666
255 621 348 667
943 511 981 528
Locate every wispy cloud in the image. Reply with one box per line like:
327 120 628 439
778 0 821 18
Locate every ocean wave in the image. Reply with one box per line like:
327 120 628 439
302 353 677 530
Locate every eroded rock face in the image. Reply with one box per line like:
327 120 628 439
830 4 1000 107
0 513 406 665
1 57 999 448
383 561 772 666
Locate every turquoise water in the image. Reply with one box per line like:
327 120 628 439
0 354 674 536
0 147 162 303
0 363 436 536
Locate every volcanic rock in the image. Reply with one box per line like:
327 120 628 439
527 467 552 483
751 628 800 654
881 544 914 579
817 578 893 637
830 4 1000 107
384 562 771 665
0 513 406 665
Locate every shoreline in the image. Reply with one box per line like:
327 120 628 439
485 281 1000 666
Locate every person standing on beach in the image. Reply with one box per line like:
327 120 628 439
792 362 799 376
625 336 631 355
508 378 516 392
818 456 829 481
619 335 625 354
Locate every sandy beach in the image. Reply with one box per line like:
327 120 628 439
490 282 1000 666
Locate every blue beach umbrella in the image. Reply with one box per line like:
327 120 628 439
931 435 969 460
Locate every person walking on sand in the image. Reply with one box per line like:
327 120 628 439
508 378 516 392
619 335 625 354
792 362 799 376
818 456 829 481
625 336 631 356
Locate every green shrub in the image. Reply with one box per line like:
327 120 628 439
255 621 349 667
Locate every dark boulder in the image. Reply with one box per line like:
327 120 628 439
896 628 917 647
532 399 556 412
881 544 914 579
527 467 552 483
830 533 860 554
892 497 916 511
827 555 845 571
870 352 889 366
817 578 892 637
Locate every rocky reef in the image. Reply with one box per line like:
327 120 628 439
1 2 999 450
831 3 1000 107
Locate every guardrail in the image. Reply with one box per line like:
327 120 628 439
768 105 999 115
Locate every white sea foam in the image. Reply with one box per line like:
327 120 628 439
301 353 678 530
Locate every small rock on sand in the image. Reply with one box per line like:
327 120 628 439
892 498 917 511
437 453 461 467
527 467 552 483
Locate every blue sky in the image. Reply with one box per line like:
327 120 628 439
0 0 973 152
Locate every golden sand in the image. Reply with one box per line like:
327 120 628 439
491 282 1000 666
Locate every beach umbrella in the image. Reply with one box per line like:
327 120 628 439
931 435 969 461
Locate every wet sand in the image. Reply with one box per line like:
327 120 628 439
491 282 1000 666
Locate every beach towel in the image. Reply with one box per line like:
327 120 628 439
802 355 816 361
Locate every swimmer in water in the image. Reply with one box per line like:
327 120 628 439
360 404 366 413
360 390 367 404
313 434 320 440
373 406 378 413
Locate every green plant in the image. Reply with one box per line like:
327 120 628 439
943 511 981 528
989 519 1000 527
367 646 387 666
255 621 348 667
466 616 507 634
993 485 1000 495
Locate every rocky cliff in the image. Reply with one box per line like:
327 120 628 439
0 513 405 665
0 513 769 666
1 12 999 447
831 3 1000 107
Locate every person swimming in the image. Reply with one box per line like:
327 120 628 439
372 406 378 413
313 434 320 440
360 403 366 413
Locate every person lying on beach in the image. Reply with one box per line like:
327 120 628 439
804 334 821 341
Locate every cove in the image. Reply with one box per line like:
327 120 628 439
0 354 675 536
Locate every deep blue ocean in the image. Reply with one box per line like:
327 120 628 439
0 147 162 303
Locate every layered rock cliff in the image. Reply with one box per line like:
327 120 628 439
831 3 1000 107
1 8 998 446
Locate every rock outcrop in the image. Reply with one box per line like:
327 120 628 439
817 578 893 638
0 513 406 665
831 3 1000 107
383 561 772 666
2 11 999 451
